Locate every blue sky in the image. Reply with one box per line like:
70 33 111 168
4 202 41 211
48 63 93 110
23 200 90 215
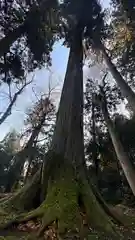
0 0 110 140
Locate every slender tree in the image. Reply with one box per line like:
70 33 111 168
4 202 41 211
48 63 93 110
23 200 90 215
84 1 135 113
96 84 135 197
100 43 135 113
5 97 55 192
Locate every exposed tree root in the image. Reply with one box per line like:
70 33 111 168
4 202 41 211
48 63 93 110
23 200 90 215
0 162 121 239
90 183 124 226
1 170 41 213
0 208 43 230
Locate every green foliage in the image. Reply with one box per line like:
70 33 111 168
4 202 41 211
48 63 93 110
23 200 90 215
0 0 59 82
84 74 123 167
21 96 56 181
110 0 135 84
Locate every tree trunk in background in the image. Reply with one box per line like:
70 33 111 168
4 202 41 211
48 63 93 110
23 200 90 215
101 96 135 197
4 114 46 192
91 97 99 176
101 43 135 113
23 154 34 185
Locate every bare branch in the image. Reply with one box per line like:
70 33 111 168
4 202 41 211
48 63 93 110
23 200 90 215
0 76 33 125
8 83 12 102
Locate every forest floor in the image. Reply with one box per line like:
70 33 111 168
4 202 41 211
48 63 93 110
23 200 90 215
1 204 135 239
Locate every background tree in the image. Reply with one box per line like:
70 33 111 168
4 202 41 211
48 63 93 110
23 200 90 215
0 129 20 191
84 72 123 198
95 81 135 197
4 95 55 192
110 0 135 82
22 93 55 184
84 0 135 113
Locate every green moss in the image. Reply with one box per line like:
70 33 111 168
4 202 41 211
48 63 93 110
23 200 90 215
0 233 40 240
0 154 120 238
0 209 7 216
0 229 45 240
0 212 17 226
0 170 41 214
0 237 23 240
87 234 99 239
39 163 81 234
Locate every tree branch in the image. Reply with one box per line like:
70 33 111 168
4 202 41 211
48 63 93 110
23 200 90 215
0 78 32 125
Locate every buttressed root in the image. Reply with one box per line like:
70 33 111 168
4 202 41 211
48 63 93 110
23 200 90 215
0 165 121 239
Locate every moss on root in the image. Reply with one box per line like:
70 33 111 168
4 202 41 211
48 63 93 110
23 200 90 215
0 158 121 239
2 170 41 213
38 167 81 236
80 178 115 234
0 154 123 239
0 232 42 240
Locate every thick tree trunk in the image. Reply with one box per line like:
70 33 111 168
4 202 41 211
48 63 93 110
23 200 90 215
0 30 119 238
101 100 135 197
100 43 135 113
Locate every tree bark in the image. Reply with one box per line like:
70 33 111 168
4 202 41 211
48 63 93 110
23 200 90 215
23 154 33 185
101 96 135 197
0 29 119 238
100 43 135 113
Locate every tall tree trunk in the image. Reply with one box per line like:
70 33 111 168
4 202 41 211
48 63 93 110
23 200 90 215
100 94 135 197
1 30 119 238
100 43 135 113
